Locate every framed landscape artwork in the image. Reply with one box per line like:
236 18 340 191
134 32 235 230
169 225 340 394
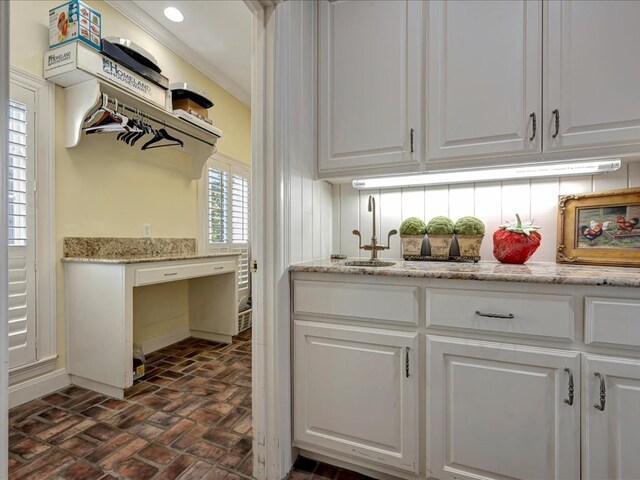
557 187 640 266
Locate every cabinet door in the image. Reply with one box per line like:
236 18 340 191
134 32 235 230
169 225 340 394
427 336 580 480
583 354 640 480
545 1 640 150
293 320 418 473
428 0 541 160
318 0 422 176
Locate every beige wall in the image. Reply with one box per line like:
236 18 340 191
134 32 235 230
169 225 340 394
10 0 251 368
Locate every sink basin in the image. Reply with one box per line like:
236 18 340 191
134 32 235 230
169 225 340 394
344 260 396 267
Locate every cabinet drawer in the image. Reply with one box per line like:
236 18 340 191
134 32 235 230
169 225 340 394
426 288 574 341
135 261 236 286
585 297 640 348
294 280 419 325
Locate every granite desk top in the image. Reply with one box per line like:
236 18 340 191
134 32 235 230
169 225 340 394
289 258 640 288
62 252 240 264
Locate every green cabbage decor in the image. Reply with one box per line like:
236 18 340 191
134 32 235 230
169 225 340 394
454 216 486 235
426 216 455 235
399 217 427 236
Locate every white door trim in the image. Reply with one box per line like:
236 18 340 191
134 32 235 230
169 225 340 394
244 1 294 479
0 2 11 477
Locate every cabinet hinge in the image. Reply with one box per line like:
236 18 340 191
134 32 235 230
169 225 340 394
251 259 258 273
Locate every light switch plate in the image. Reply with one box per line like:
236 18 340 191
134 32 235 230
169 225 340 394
143 224 151 237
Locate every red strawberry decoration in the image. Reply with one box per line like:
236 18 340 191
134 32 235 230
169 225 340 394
493 214 541 264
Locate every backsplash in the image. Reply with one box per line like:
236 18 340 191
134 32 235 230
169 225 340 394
63 237 196 258
332 160 640 262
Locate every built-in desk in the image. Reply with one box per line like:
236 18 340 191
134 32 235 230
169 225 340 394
63 253 239 398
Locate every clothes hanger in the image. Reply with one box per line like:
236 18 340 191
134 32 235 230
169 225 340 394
141 122 184 150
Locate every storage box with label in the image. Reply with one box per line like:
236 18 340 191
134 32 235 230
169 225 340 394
49 0 101 51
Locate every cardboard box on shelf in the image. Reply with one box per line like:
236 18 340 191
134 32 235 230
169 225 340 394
172 98 210 118
49 0 101 51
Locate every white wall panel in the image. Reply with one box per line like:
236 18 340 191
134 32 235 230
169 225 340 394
333 161 639 262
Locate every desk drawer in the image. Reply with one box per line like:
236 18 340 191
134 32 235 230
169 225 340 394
586 297 640 348
427 288 574 341
135 261 236 286
294 280 419 325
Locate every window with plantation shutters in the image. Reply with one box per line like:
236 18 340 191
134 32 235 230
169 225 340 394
204 157 251 299
208 167 229 244
8 86 37 369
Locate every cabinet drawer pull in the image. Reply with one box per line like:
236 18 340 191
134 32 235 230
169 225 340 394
552 109 560 139
475 310 514 319
410 128 414 153
405 347 410 378
564 368 574 406
163 272 178 276
214 266 225 270
529 112 536 142
594 372 606 411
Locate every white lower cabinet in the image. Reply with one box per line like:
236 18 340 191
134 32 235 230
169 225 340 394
583 354 640 480
427 336 580 480
293 320 419 474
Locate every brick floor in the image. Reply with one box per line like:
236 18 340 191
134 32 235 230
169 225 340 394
8 329 371 480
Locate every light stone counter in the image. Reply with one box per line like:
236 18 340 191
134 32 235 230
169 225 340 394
289 258 640 288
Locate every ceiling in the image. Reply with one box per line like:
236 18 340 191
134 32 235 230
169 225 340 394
109 1 252 105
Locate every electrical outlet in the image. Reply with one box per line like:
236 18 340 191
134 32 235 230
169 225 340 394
143 224 151 238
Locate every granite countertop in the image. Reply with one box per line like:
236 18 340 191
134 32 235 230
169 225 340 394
62 252 240 264
289 258 640 288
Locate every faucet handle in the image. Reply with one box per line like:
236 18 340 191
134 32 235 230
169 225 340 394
352 229 364 250
385 229 398 249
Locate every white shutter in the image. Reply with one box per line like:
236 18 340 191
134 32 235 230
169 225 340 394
231 171 250 295
7 87 37 369
208 167 228 244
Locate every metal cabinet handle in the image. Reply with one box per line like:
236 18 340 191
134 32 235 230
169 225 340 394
594 372 606 411
475 310 514 319
405 347 410 378
529 112 537 141
410 128 414 153
564 368 574 406
552 109 560 139
214 266 224 270
163 272 178 276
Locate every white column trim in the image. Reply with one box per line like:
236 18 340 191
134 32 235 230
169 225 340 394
0 1 10 476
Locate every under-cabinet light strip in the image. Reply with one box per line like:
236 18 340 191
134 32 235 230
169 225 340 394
352 159 622 190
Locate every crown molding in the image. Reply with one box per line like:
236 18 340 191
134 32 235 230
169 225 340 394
106 0 251 106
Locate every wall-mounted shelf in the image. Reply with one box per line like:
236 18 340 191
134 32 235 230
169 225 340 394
44 42 222 179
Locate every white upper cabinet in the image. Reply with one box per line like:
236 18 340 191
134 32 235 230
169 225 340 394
583 354 640 480
428 0 541 161
545 1 640 150
318 0 422 177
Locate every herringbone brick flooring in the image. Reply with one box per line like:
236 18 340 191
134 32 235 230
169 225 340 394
8 330 253 479
8 329 372 480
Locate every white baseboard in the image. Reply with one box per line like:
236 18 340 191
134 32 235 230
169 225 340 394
190 329 233 345
140 326 191 354
9 368 70 408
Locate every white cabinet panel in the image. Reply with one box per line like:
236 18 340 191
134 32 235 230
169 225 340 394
294 320 418 473
545 1 640 150
318 0 422 176
428 0 541 160
585 297 640 349
583 355 640 480
427 336 580 480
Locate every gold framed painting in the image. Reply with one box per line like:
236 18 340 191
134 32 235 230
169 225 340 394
557 187 640 266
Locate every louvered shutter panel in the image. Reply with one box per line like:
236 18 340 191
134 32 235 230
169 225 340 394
231 173 250 294
208 167 228 244
7 93 37 369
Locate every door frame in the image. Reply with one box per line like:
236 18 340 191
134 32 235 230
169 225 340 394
0 1 295 478
1 1 10 477
244 1 294 479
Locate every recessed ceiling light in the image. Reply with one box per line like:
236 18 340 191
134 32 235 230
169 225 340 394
164 6 184 23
